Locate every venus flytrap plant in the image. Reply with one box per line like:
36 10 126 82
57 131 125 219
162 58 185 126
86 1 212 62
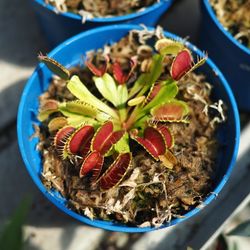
38 38 206 190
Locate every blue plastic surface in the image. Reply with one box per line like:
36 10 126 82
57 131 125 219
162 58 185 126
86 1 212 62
199 0 250 111
32 0 173 47
17 24 240 232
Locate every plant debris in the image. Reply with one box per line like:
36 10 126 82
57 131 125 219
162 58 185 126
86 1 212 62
210 0 250 48
37 27 226 227
46 0 158 21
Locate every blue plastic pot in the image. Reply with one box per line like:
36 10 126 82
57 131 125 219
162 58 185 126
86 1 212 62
199 0 250 111
32 0 173 47
17 24 240 232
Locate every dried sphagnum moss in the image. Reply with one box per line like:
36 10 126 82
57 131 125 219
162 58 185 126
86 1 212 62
38 28 225 227
46 0 157 20
210 0 250 48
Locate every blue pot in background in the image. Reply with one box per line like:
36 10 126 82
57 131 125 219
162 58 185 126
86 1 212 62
199 0 250 111
17 24 240 232
31 0 173 48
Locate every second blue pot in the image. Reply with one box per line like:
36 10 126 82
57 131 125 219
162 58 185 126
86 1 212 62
199 0 250 111
32 0 173 47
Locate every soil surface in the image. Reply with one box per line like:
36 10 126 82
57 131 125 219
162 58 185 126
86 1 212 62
210 0 250 48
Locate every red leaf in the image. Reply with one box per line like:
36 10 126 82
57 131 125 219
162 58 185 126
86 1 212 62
54 126 75 150
113 61 127 85
40 99 58 111
157 125 174 148
80 151 104 178
113 58 137 85
100 153 132 190
68 125 94 156
159 149 177 169
92 122 125 155
145 83 162 105
170 49 193 80
131 127 166 159
85 56 108 77
151 101 188 122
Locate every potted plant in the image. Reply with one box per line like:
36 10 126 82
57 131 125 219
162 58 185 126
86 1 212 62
199 0 250 111
17 24 240 232
31 0 173 47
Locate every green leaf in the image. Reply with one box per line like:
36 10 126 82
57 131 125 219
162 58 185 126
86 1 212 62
114 132 130 153
59 101 98 117
48 117 68 132
150 99 189 122
66 113 98 127
93 73 119 107
143 80 178 111
155 38 184 56
129 73 149 98
227 220 250 237
117 84 128 105
0 196 32 250
37 109 58 122
129 54 164 98
133 115 149 129
38 55 70 80
185 56 207 76
67 76 118 119
128 96 145 106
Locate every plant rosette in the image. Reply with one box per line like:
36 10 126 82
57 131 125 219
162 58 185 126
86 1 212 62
17 25 240 232
200 0 250 111
32 0 173 47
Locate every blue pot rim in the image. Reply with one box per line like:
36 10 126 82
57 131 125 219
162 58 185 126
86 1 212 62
34 0 173 23
203 0 250 55
17 24 240 232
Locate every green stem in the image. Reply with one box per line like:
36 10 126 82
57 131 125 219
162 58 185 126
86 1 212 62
124 106 142 130
118 104 127 124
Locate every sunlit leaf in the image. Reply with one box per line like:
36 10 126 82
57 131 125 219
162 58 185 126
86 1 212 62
117 84 128 105
66 114 98 127
67 76 118 119
59 101 98 117
93 73 119 107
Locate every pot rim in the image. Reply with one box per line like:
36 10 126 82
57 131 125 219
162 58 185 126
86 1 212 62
34 0 173 23
17 24 240 232
203 0 250 55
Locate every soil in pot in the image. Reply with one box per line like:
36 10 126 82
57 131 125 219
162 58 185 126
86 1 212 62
210 0 250 48
36 28 226 227
46 0 157 19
